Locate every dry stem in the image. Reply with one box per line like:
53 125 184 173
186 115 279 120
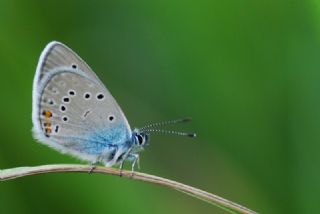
0 164 257 214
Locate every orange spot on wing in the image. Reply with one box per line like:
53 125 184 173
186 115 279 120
42 110 53 137
45 127 52 134
43 111 52 118
44 122 51 127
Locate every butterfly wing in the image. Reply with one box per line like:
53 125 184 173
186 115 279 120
32 41 131 162
33 41 103 86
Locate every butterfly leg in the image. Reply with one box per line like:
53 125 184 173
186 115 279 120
127 153 140 176
119 161 125 177
88 161 98 174
118 146 133 177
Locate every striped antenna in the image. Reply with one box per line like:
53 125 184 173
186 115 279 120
140 118 192 131
143 129 196 138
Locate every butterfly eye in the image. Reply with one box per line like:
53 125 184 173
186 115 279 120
137 135 144 145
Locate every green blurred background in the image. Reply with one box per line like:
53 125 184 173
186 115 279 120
1 0 320 213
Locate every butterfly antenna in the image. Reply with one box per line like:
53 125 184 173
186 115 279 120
144 129 196 138
140 118 192 131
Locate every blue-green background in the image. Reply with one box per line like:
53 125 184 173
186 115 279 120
1 0 320 213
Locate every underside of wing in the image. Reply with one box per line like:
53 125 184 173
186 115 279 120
32 42 132 161
34 41 102 85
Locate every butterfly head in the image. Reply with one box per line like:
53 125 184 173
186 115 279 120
132 129 150 150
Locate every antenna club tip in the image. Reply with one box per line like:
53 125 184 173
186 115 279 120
188 133 197 138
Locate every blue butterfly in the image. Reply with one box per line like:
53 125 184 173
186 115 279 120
32 41 195 173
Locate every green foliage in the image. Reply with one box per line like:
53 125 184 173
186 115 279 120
0 0 319 213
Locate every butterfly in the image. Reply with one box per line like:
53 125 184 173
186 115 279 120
32 41 196 173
